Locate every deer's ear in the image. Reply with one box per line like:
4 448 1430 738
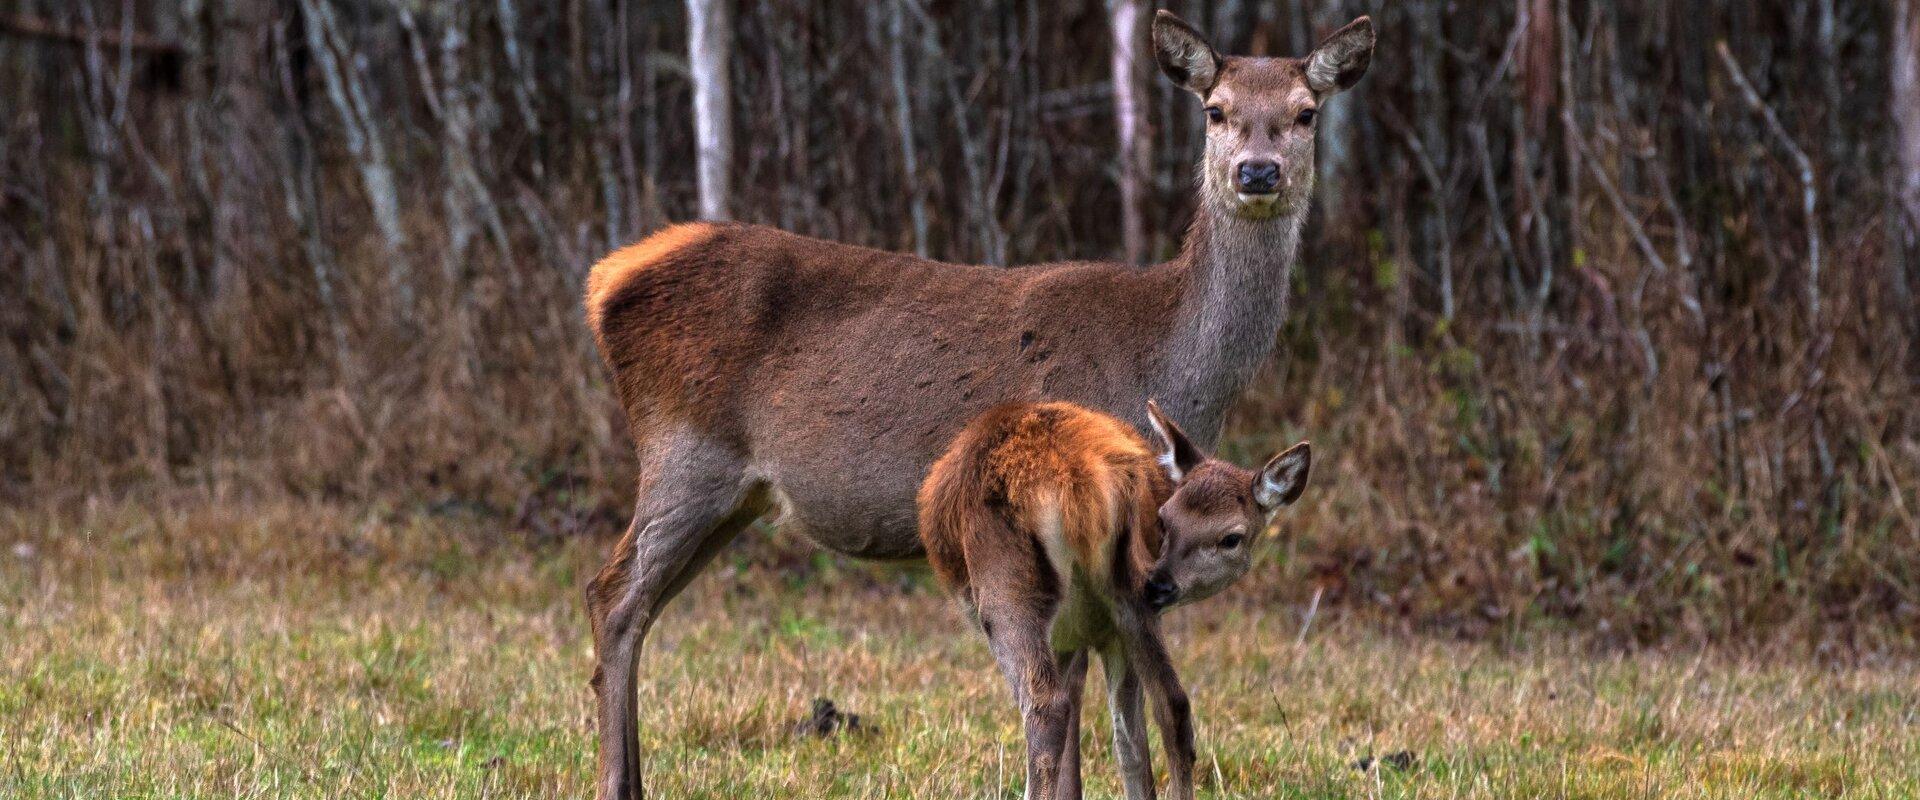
1255 442 1312 511
1152 11 1221 97
1305 16 1374 94
1146 399 1205 482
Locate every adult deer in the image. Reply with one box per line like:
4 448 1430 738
583 12 1372 799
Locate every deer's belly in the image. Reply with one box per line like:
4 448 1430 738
744 308 1152 561
749 373 1012 561
761 460 929 561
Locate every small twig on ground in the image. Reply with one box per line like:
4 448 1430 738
1294 586 1324 652
210 713 319 783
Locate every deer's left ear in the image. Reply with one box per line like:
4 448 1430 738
1255 441 1312 511
1305 16 1374 94
1146 400 1205 482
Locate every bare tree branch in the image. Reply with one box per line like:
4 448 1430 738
0 12 180 54
1715 40 1820 325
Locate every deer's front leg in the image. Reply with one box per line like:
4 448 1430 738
1119 611 1196 800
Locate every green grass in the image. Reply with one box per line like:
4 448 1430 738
3 500 1917 798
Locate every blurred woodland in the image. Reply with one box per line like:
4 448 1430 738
3 0 1918 647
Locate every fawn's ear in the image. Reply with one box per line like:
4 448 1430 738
1255 441 1312 511
1146 399 1205 482
1305 16 1375 94
1152 11 1221 97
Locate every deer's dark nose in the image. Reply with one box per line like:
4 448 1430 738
1144 576 1180 611
1236 160 1280 194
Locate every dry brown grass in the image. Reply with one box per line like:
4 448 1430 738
5 499 1917 798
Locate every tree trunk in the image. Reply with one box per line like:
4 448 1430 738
884 0 928 257
299 0 413 315
208 0 277 306
1895 0 1920 365
1309 1 1352 214
687 0 732 221
1108 0 1150 263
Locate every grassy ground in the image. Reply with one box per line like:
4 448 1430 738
3 500 1917 799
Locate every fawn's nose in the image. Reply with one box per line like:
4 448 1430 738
1236 160 1281 194
1143 576 1180 610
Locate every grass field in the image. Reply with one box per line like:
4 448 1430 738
4 500 1918 799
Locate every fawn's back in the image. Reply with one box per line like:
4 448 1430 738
917 402 1172 627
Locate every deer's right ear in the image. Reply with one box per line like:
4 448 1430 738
1152 11 1221 97
1146 399 1205 482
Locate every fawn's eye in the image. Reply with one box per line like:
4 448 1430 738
1205 106 1225 124
1218 533 1246 549
1296 107 1318 126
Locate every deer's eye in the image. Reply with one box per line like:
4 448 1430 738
1218 533 1246 549
1295 108 1318 126
1205 106 1225 124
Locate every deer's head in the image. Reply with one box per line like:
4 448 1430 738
1153 12 1374 220
1140 401 1312 610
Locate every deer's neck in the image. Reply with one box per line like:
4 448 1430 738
1154 206 1304 446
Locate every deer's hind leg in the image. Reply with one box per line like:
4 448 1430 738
972 554 1072 799
1056 649 1089 799
585 438 764 800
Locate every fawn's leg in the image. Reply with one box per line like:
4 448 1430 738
1118 610 1196 800
1055 649 1089 799
974 565 1069 800
585 441 763 800
1101 640 1156 800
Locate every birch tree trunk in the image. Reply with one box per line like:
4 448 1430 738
1408 0 1453 320
299 0 414 315
494 0 543 181
1108 0 1150 263
208 0 276 308
270 20 347 368
1310 1 1351 214
884 0 927 257
1894 0 1920 355
687 0 732 221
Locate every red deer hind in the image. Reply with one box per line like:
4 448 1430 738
582 12 1373 799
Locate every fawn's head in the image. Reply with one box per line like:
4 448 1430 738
1140 400 1311 610
1153 11 1374 220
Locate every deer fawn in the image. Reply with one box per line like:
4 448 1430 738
582 12 1371 798
918 401 1311 800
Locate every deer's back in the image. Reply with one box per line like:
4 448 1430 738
587 223 1181 559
